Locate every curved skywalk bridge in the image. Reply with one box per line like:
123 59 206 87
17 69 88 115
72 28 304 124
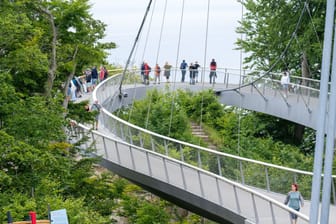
72 68 336 224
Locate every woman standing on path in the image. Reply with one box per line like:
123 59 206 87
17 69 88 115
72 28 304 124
163 61 172 83
284 183 304 224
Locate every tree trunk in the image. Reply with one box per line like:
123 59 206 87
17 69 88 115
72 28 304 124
62 45 79 112
292 52 311 144
39 6 57 98
301 52 311 86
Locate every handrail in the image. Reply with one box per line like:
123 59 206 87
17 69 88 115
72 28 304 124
93 69 335 200
72 121 310 223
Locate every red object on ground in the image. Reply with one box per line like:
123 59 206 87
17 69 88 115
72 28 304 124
29 211 37 224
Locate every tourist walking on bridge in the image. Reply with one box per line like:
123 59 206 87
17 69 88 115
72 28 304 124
281 70 290 98
284 183 304 224
209 58 217 84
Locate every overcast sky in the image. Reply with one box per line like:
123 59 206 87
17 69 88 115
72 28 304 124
89 0 243 69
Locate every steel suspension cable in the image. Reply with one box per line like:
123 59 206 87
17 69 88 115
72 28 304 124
200 0 210 127
118 0 153 96
238 1 308 86
168 0 186 136
305 2 323 51
155 0 168 64
197 0 211 146
126 0 157 123
140 0 157 129
141 0 157 62
145 0 167 129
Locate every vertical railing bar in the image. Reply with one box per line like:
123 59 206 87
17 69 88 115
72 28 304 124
120 124 125 140
307 86 311 106
180 144 184 162
216 178 223 206
265 167 270 192
163 157 170 183
102 137 108 159
240 161 245 185
252 194 259 224
217 155 222 176
146 151 152 177
233 185 241 214
84 129 89 149
164 139 169 156
197 149 202 168
140 134 144 148
130 146 136 170
151 136 155 152
91 131 97 152
113 119 117 135
180 164 187 190
332 178 336 204
115 141 121 165
270 202 276 224
198 171 205 197
129 127 133 145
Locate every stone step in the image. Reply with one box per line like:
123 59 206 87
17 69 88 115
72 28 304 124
192 131 206 135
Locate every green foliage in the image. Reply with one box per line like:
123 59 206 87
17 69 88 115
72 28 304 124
237 0 324 77
135 201 170 224
118 89 192 142
66 100 95 124
4 96 65 147
0 0 116 96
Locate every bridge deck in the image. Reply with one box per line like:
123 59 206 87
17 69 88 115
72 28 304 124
74 73 335 224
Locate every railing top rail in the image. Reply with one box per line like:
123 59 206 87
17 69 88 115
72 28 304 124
75 121 310 222
93 73 335 179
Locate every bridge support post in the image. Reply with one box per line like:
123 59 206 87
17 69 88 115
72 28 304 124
310 0 336 223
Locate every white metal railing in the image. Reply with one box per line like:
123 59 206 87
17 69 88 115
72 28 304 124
71 122 309 224
75 68 336 223
92 69 335 202
101 67 321 111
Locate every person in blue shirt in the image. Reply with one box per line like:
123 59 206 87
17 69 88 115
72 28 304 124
180 59 188 82
284 183 304 224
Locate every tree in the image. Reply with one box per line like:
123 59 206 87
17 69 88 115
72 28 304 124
236 0 324 145
237 0 324 77
0 0 115 102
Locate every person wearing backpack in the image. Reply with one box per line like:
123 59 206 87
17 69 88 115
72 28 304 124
180 59 188 82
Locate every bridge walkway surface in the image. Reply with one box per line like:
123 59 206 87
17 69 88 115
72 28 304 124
72 70 336 224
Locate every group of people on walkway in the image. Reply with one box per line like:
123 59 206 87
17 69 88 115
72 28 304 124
140 59 217 85
67 65 109 102
179 59 202 85
141 61 173 85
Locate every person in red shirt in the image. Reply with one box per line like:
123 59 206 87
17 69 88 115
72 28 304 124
209 58 217 84
144 62 151 85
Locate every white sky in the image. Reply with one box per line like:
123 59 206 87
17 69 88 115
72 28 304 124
89 0 243 69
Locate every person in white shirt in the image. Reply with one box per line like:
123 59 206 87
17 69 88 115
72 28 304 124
281 70 290 98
